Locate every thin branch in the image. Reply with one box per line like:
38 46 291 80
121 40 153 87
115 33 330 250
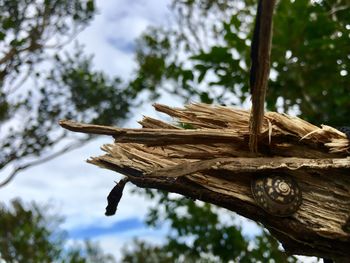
329 5 349 15
59 119 247 144
249 0 276 152
0 48 17 65
0 138 90 188
7 63 34 94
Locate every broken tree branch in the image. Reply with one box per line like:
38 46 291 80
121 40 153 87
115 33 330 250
60 103 350 261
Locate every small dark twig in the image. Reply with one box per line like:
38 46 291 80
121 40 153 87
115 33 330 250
105 177 129 216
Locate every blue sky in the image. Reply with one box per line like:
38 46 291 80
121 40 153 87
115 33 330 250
69 217 145 239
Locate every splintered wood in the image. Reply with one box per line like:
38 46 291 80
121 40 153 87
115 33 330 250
59 103 350 261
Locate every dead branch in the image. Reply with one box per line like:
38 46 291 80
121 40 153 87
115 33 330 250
249 0 276 152
60 103 350 261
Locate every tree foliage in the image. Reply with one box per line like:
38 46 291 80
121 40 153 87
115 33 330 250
0 0 139 186
0 0 94 82
123 190 298 263
0 199 116 263
133 0 350 125
154 201 286 263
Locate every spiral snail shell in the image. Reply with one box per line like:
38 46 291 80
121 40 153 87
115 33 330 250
251 174 302 217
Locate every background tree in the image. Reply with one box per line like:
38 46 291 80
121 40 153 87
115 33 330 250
0 0 139 187
0 199 116 262
124 0 349 261
122 199 297 263
133 0 349 125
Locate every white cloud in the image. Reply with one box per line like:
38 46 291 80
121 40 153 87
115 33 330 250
74 0 171 79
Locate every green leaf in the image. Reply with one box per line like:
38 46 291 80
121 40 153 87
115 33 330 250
87 0 95 12
199 92 213 104
0 31 6 40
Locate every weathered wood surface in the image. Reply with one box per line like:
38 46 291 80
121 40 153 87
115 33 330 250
249 0 276 152
60 103 350 261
